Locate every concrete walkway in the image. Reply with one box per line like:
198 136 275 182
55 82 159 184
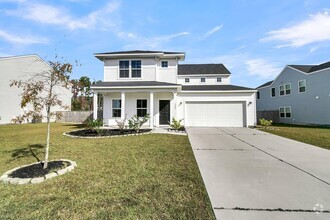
187 127 330 220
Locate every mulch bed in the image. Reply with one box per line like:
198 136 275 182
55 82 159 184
9 161 70 179
67 129 152 137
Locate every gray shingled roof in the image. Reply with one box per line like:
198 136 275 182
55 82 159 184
94 50 184 55
182 85 254 91
91 81 180 88
256 80 273 89
289 61 330 73
178 64 231 75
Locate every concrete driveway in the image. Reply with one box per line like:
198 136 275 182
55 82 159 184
187 127 330 220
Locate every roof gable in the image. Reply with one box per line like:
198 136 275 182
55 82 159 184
288 61 330 73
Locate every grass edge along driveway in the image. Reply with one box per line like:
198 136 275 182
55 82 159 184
0 123 215 220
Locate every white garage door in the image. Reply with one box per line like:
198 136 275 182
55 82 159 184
185 102 245 127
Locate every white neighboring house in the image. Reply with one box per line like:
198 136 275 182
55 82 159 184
0 55 72 124
256 61 330 125
91 50 257 128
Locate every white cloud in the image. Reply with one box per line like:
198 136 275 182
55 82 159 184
245 59 282 79
261 11 330 47
4 1 120 30
0 29 48 45
203 25 223 38
121 32 190 49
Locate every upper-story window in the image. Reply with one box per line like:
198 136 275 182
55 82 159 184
119 60 141 78
201 78 206 83
271 87 276 97
279 83 291 96
131 60 141 78
185 78 190 83
119 60 129 78
217 77 222 82
161 61 168 68
298 80 306 93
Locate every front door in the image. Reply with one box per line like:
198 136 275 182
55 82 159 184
159 100 170 125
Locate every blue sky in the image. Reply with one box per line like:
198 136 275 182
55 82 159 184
0 0 329 88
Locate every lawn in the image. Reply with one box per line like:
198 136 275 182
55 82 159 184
0 123 214 220
261 124 330 150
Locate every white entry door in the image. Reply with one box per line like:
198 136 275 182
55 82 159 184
185 102 245 127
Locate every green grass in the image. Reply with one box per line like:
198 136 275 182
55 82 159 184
0 123 214 220
261 124 330 150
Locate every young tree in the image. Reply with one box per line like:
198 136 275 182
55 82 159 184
10 60 72 169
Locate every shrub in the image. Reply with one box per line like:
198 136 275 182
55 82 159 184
259 118 272 129
115 118 127 131
85 118 103 134
170 117 183 131
128 114 149 133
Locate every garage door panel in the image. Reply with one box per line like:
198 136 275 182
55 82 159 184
186 102 244 127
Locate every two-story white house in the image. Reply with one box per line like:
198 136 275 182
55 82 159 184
256 61 330 125
91 50 257 127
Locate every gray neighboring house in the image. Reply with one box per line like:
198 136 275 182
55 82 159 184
0 55 72 124
256 61 330 125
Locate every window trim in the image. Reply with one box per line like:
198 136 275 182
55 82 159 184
185 78 190 83
279 106 291 118
279 83 291 96
161 61 168 68
298 79 306 93
136 99 148 117
217 77 222 83
201 77 206 83
118 60 142 79
112 99 121 118
270 87 276 98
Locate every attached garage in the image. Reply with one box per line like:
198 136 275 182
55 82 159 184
185 101 246 127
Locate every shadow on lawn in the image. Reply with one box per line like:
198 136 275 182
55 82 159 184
9 144 44 162
60 123 86 129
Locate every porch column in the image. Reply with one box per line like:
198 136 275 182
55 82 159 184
173 92 177 122
149 92 154 128
121 91 126 120
93 92 98 119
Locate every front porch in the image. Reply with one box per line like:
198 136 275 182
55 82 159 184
93 89 178 128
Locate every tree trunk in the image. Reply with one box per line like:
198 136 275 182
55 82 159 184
43 107 51 169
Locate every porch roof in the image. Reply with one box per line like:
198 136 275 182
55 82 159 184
91 81 181 89
181 85 255 91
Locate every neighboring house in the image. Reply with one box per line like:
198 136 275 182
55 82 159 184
0 55 72 124
91 50 256 127
256 61 330 125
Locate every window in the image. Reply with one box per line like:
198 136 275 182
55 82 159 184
185 78 190 83
112 100 121 117
298 80 306 93
119 60 141 78
285 84 291 95
279 83 291 96
279 106 291 118
271 88 276 97
131 60 141 78
137 99 147 117
257 91 260 99
119 60 129 78
161 61 168 68
217 77 222 82
201 78 206 83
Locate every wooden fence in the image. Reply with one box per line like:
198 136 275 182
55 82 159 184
257 110 279 123
56 111 103 123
